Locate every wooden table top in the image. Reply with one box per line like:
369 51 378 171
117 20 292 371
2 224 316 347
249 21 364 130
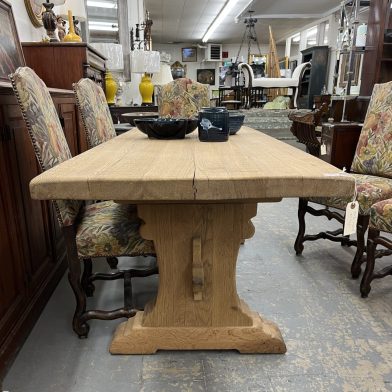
30 127 355 203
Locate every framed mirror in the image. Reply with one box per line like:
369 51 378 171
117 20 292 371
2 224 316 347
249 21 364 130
24 0 43 27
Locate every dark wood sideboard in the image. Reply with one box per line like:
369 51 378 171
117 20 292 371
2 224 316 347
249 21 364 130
0 82 87 379
320 122 362 171
21 42 106 91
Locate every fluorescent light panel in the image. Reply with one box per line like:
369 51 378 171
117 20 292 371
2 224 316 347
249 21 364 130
202 0 238 43
87 1 117 8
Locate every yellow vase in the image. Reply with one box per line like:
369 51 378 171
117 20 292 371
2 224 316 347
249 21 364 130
63 10 82 43
139 74 154 104
105 72 118 105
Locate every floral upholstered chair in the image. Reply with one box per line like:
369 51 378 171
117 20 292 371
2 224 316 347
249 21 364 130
294 81 392 279
360 199 392 297
73 78 116 148
10 67 156 338
157 77 210 118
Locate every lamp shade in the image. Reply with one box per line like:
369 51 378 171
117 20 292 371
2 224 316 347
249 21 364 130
131 50 160 74
55 0 87 20
91 43 124 71
152 63 173 85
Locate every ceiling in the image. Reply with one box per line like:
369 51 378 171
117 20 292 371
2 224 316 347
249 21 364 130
145 0 343 44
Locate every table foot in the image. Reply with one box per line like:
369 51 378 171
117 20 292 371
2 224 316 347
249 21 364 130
110 311 286 354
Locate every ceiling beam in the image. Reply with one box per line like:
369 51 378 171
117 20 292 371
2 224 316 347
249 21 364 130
247 14 323 19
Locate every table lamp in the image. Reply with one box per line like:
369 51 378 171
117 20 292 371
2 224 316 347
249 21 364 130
55 0 87 42
91 43 124 105
131 50 161 105
34 0 65 42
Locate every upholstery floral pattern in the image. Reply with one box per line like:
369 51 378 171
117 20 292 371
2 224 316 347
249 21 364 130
157 78 210 118
351 81 392 178
369 198 392 232
10 67 81 226
76 201 155 258
73 78 116 148
309 174 392 215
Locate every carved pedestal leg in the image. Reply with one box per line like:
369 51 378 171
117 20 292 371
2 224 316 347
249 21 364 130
110 203 286 354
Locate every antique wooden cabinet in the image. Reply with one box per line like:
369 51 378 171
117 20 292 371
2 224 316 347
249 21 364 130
298 46 329 109
21 42 106 91
0 82 86 378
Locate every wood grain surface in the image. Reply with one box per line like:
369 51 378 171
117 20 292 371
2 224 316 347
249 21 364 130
30 127 355 203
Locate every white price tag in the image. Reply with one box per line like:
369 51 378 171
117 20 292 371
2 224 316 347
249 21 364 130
320 143 327 155
344 201 359 236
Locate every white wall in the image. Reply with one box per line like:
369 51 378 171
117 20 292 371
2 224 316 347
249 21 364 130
152 42 286 91
12 0 45 42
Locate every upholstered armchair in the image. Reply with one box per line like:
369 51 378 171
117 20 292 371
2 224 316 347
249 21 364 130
156 77 210 118
294 81 392 280
360 199 392 297
238 62 311 108
10 67 156 338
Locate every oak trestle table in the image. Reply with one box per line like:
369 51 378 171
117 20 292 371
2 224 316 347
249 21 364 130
30 127 355 354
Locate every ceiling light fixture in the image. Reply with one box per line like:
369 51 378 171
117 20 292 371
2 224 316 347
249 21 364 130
87 1 117 8
89 21 118 31
202 0 239 43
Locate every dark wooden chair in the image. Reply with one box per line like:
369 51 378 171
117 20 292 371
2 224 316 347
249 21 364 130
288 102 329 156
360 198 392 297
294 81 392 279
10 67 157 338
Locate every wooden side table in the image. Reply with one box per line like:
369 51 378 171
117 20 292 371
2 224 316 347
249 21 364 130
110 105 159 123
320 122 362 170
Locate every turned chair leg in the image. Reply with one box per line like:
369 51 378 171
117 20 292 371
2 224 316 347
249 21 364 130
106 257 119 269
294 198 308 255
351 215 370 279
360 228 379 298
63 226 90 338
81 258 95 297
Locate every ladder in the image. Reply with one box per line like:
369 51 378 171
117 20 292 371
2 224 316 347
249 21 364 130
267 26 285 100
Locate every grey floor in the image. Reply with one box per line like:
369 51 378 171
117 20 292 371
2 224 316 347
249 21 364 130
4 135 392 392
4 197 392 392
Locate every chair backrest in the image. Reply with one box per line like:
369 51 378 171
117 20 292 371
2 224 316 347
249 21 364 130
9 67 82 227
238 63 254 88
157 78 210 118
351 81 392 178
73 78 116 148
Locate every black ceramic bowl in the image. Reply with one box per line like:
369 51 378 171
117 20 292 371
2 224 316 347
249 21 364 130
134 118 188 139
228 112 245 135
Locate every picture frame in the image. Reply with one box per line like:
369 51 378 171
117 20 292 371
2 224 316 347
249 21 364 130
24 0 43 27
338 52 363 88
197 69 215 85
182 47 197 62
0 0 26 82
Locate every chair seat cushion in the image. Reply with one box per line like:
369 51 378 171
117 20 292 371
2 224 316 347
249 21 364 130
309 174 392 215
75 201 155 258
370 199 392 232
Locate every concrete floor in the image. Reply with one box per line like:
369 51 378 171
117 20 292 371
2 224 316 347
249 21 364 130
4 133 392 391
4 196 392 392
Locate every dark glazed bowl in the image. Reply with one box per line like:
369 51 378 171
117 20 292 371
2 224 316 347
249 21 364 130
228 112 245 135
134 118 188 139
